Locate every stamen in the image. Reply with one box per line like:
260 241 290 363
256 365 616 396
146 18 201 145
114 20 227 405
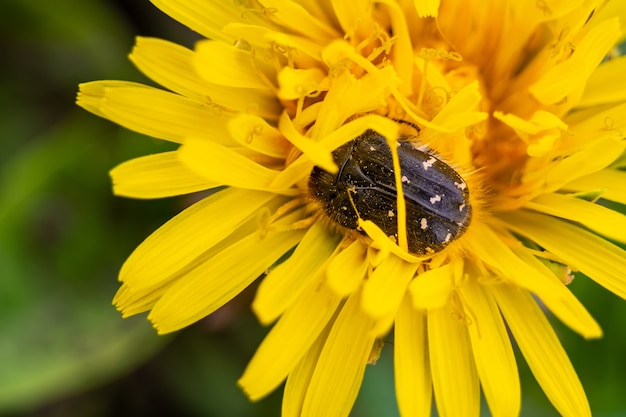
328 58 354 78
290 216 317 230
416 58 429 109
355 26 381 54
423 86 450 116
416 48 461 111
248 49 279 93
270 42 295 71
419 48 462 61
239 0 278 19
258 199 307 237
550 27 575 60
233 38 252 51
584 1 610 27
355 25 396 64
392 89 432 127
266 197 306 225
284 143 302 167
367 338 385 365
603 116 623 137
246 123 264 144
535 0 552 16
451 289 479 334
203 96 233 116
524 247 569 266
294 95 305 124
257 207 271 239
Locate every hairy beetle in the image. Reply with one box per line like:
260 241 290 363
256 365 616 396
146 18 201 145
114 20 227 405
308 129 471 255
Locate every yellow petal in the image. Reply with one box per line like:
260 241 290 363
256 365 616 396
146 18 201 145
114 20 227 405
331 0 370 36
530 18 621 105
414 0 440 17
594 0 626 42
228 113 289 159
252 222 341 325
499 210 626 299
301 289 377 417
392 90 485 134
526 192 626 243
223 23 325 65
579 55 626 107
129 36 281 119
394 295 432 417
535 136 626 202
76 81 230 144
113 282 166 317
460 280 520 417
110 152 218 199
149 210 306 333
269 114 401 192
326 240 368 296
257 0 339 40
495 110 568 135
428 302 480 417
279 112 337 173
311 66 401 139
565 100 626 137
358 219 424 263
361 256 418 318
429 81 487 133
129 37 211 102
319 114 399 151
277 67 326 100
467 222 602 339
282 322 330 417
239 275 341 400
150 0 274 43
409 263 454 309
414 53 450 92
562 169 626 205
511 246 602 339
119 188 277 288
194 40 274 90
116 216 257 315
179 138 293 194
378 0 414 95
492 284 591 417
268 156 314 190
494 110 567 157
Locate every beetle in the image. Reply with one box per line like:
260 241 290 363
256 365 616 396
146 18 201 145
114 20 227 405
308 128 471 255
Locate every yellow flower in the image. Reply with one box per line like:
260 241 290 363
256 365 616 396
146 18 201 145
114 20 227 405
77 1 626 416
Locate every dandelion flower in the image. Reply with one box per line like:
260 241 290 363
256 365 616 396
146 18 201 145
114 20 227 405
77 1 626 416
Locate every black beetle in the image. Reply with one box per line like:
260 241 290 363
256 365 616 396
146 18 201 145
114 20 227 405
308 129 471 255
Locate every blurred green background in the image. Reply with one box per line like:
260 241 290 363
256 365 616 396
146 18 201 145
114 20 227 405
0 0 625 416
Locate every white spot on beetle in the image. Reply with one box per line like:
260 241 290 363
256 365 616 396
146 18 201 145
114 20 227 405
388 210 395 217
454 181 467 190
420 218 428 230
341 206 348 210
422 157 436 170
459 203 466 212
444 232 452 243
429 194 442 204
401 175 410 183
